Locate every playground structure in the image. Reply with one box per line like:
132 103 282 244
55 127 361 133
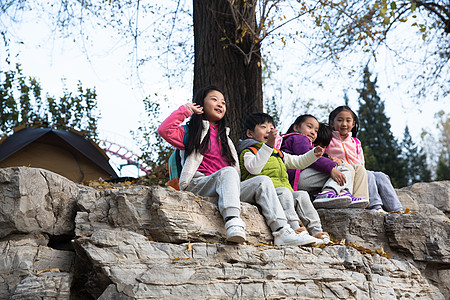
99 140 151 177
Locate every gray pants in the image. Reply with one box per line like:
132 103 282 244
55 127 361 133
186 167 288 231
296 165 353 195
276 187 323 236
367 171 403 211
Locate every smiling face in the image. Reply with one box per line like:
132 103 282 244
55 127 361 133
331 110 355 137
294 117 319 143
293 116 319 143
246 121 274 143
202 90 226 124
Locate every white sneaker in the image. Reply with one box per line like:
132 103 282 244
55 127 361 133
225 217 246 244
321 234 331 244
273 225 321 246
369 208 388 214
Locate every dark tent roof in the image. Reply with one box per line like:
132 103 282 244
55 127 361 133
0 127 117 179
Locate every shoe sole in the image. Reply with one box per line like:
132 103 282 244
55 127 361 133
348 200 370 209
313 196 352 209
226 234 246 244
274 240 317 246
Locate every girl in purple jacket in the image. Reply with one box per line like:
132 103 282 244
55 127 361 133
281 114 369 209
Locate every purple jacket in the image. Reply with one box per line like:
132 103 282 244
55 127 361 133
280 133 337 183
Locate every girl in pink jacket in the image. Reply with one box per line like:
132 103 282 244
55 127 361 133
327 106 403 212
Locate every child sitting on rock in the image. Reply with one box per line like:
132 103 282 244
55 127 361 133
238 112 330 245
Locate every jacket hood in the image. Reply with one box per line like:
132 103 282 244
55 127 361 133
238 138 261 153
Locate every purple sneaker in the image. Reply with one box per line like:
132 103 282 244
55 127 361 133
342 192 369 209
313 191 352 209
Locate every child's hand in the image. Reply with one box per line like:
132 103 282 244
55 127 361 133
186 103 203 114
313 232 330 242
329 156 343 165
266 128 279 148
330 168 346 186
313 146 325 158
295 226 307 234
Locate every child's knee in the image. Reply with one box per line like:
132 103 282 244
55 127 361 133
255 175 273 185
219 166 239 178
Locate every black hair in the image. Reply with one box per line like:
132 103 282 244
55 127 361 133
314 122 333 147
285 114 317 134
243 112 275 137
328 106 359 137
186 85 235 165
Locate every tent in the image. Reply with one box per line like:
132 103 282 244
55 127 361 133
0 125 118 183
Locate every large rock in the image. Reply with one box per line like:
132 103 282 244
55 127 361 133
0 167 79 238
75 185 273 244
0 167 449 299
397 181 450 221
72 228 444 300
318 209 450 263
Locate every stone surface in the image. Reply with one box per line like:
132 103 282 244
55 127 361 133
73 228 444 300
75 185 273 245
397 180 450 221
0 167 79 238
0 232 75 300
0 167 449 299
318 209 450 262
10 272 73 300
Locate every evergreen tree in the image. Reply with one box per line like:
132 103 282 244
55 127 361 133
400 125 431 185
436 155 450 180
435 112 450 180
357 66 407 188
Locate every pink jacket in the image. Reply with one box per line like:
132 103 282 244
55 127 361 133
326 131 365 166
158 105 239 190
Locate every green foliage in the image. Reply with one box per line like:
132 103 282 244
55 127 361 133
0 63 99 138
400 125 431 185
357 66 407 187
131 94 173 184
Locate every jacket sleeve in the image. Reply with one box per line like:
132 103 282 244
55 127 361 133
157 105 192 150
283 149 319 170
283 135 336 173
243 143 272 174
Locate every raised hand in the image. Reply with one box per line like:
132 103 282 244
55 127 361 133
313 146 325 158
267 128 279 148
186 103 203 114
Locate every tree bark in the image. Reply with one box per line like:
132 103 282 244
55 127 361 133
193 0 263 143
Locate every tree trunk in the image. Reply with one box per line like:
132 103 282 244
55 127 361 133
193 0 263 143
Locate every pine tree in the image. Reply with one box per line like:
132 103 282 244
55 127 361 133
435 112 450 180
400 126 431 185
357 66 407 188
436 155 450 180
